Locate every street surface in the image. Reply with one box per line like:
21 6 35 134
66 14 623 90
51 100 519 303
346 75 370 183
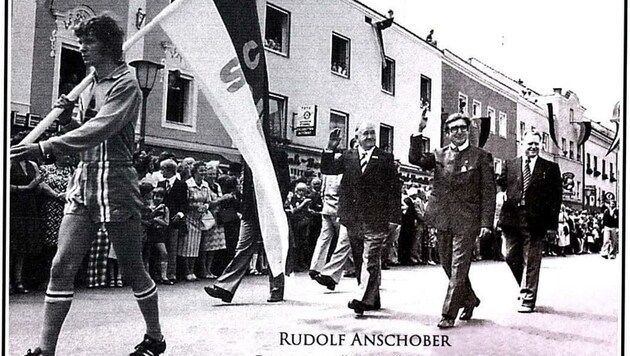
7 253 621 356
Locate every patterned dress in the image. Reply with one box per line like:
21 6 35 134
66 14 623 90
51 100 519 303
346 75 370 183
200 182 226 252
178 178 210 257
38 164 75 247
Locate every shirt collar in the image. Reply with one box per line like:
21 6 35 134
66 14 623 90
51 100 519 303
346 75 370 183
167 175 177 186
523 155 538 165
358 146 375 157
94 63 129 83
450 140 470 152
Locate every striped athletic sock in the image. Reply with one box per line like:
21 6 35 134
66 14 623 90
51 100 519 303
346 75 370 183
40 290 74 355
134 282 162 338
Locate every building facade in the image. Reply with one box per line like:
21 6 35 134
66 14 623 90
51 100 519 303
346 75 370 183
441 50 518 174
9 0 620 210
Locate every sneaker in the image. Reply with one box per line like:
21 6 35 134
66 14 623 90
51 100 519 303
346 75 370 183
130 334 166 356
24 347 43 356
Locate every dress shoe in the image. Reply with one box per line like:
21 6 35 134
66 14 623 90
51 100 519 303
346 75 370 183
308 270 320 280
437 317 455 329
160 278 174 285
517 305 535 313
460 298 480 320
347 299 380 314
314 274 336 291
204 285 234 303
267 294 284 303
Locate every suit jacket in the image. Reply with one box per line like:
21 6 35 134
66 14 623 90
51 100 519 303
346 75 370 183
320 146 398 229
497 156 562 235
158 177 188 229
409 135 495 236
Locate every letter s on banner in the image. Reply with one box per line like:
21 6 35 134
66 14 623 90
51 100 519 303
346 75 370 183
220 57 246 92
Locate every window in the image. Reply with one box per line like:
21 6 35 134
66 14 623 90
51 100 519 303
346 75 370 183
569 141 574 159
381 57 395 94
519 121 526 140
569 108 574 122
494 158 503 174
265 4 290 55
610 162 614 176
330 110 349 148
331 33 350 77
498 111 507 138
594 155 598 171
562 138 567 155
488 107 496 133
472 100 481 118
577 144 582 161
268 94 287 140
420 75 431 109
587 153 591 167
165 70 196 126
542 133 549 151
379 123 394 153
602 159 606 176
577 181 580 200
458 93 468 115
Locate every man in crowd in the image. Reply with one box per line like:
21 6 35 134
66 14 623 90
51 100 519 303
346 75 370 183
320 121 399 314
498 129 562 313
600 195 619 259
157 159 188 283
204 146 290 303
409 112 495 328
11 14 165 356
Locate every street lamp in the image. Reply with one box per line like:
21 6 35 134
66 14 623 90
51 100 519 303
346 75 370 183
129 59 164 151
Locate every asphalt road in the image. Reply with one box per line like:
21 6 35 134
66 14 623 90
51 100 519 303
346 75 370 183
7 253 622 356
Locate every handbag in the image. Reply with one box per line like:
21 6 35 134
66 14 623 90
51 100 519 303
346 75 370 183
200 211 216 231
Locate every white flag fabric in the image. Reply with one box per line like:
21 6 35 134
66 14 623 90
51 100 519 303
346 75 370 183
158 0 288 276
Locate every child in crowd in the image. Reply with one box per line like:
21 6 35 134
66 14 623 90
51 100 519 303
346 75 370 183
106 222 123 288
285 182 312 272
145 187 171 284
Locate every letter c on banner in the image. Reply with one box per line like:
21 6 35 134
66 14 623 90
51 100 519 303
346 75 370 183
220 57 246 92
243 40 260 70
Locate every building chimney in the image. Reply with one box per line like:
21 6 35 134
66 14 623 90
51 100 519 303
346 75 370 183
553 88 562 94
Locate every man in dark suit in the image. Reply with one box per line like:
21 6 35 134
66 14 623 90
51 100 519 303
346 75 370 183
497 129 561 313
204 145 290 303
157 159 188 283
409 112 495 328
320 121 399 314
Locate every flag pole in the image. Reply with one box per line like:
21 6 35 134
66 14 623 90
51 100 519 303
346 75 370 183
20 0 184 145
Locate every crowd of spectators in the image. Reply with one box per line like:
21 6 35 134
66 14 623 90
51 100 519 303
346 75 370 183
9 128 617 295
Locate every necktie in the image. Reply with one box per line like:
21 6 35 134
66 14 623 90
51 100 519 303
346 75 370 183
522 158 531 199
165 180 171 193
360 152 369 173
451 145 459 152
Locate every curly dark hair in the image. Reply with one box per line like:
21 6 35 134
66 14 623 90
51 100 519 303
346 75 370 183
74 13 124 61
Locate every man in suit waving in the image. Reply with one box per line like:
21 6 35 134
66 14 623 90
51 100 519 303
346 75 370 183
498 129 562 313
321 121 399 314
409 112 496 328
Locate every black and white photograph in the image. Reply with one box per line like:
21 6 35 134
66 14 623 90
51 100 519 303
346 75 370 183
3 0 625 355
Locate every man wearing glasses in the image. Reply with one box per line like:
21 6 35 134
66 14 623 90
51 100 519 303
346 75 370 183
409 112 496 328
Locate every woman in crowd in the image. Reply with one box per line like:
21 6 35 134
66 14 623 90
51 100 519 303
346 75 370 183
9 135 43 294
198 161 227 279
214 174 241 274
179 161 210 281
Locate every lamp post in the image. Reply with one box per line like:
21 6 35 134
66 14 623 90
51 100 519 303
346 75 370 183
129 59 164 151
